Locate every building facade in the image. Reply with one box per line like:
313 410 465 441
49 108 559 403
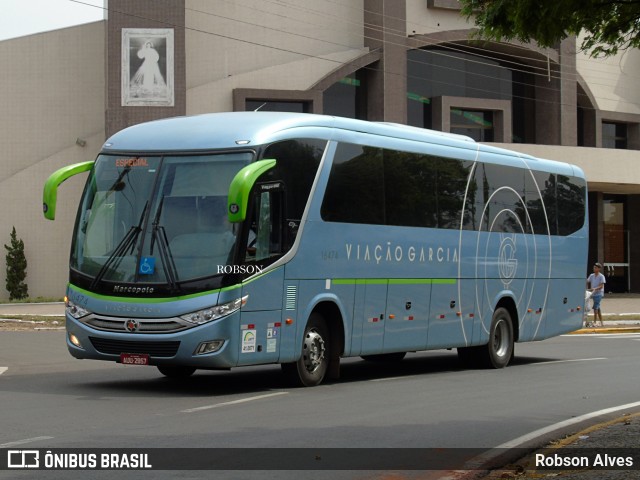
1 0 639 297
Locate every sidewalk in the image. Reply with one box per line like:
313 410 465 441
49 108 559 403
575 293 640 334
0 302 65 316
595 293 640 315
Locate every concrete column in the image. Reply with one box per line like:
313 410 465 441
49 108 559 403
364 0 407 123
559 37 577 146
534 60 561 145
627 123 640 150
628 195 640 292
105 0 186 138
582 108 597 147
596 191 605 263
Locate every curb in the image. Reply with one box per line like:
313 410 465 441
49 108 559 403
569 326 640 334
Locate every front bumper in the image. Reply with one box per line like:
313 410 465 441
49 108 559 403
65 311 242 368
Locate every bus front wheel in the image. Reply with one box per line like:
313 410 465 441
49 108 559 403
482 307 514 368
282 313 329 387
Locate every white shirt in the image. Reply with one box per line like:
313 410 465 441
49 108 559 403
588 272 606 296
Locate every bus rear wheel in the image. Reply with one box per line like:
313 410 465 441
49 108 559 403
482 307 514 368
282 313 329 387
157 365 196 378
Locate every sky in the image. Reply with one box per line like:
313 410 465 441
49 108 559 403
0 0 104 41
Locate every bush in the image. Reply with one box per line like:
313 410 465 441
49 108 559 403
4 226 28 300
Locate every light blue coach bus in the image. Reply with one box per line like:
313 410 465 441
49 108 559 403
43 112 588 386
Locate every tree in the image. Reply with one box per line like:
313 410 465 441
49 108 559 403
4 226 28 300
459 0 640 57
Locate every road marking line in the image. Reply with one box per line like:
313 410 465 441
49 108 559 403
181 391 288 413
533 357 606 365
441 402 640 479
0 436 54 448
497 400 640 449
0 367 7 376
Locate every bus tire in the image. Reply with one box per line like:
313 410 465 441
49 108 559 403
281 313 329 387
157 365 196 378
482 307 514 369
361 352 406 362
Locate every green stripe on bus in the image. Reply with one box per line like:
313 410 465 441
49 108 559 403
68 284 220 304
67 267 281 303
332 278 457 285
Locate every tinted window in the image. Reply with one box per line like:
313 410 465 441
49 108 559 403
383 149 435 227
525 171 557 235
557 174 586 235
262 139 327 222
471 163 528 234
321 143 472 228
320 144 385 224
321 142 585 236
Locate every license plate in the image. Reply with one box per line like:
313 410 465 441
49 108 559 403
120 353 149 366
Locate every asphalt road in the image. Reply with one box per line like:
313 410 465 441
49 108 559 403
1 331 639 479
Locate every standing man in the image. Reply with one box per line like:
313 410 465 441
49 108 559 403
587 263 606 327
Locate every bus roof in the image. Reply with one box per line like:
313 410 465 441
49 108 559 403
101 111 583 179
101 112 477 153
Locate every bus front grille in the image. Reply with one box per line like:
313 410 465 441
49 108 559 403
83 316 189 333
89 337 180 357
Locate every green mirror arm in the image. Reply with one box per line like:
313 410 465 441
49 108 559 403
43 161 94 220
227 159 277 223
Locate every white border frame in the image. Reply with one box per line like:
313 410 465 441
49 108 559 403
121 28 174 107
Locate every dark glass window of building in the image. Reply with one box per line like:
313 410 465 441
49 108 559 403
450 109 494 141
245 100 310 113
407 48 535 143
323 73 367 119
602 122 627 149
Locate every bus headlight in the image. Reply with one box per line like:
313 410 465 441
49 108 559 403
180 296 248 325
69 333 84 349
65 297 91 319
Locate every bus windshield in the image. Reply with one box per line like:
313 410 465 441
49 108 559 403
71 152 252 291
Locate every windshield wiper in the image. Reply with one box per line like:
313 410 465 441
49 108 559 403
90 201 148 290
150 196 180 292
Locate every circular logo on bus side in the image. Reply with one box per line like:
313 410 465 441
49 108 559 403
498 235 518 287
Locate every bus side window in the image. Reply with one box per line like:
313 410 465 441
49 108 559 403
244 184 284 265
255 191 271 261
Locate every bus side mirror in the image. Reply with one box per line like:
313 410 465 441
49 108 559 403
43 161 94 220
227 159 276 223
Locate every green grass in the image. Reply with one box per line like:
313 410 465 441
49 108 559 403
0 315 65 323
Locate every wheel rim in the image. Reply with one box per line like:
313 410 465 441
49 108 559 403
493 318 510 358
302 328 326 374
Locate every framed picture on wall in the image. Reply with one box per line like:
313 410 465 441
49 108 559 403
121 28 174 106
